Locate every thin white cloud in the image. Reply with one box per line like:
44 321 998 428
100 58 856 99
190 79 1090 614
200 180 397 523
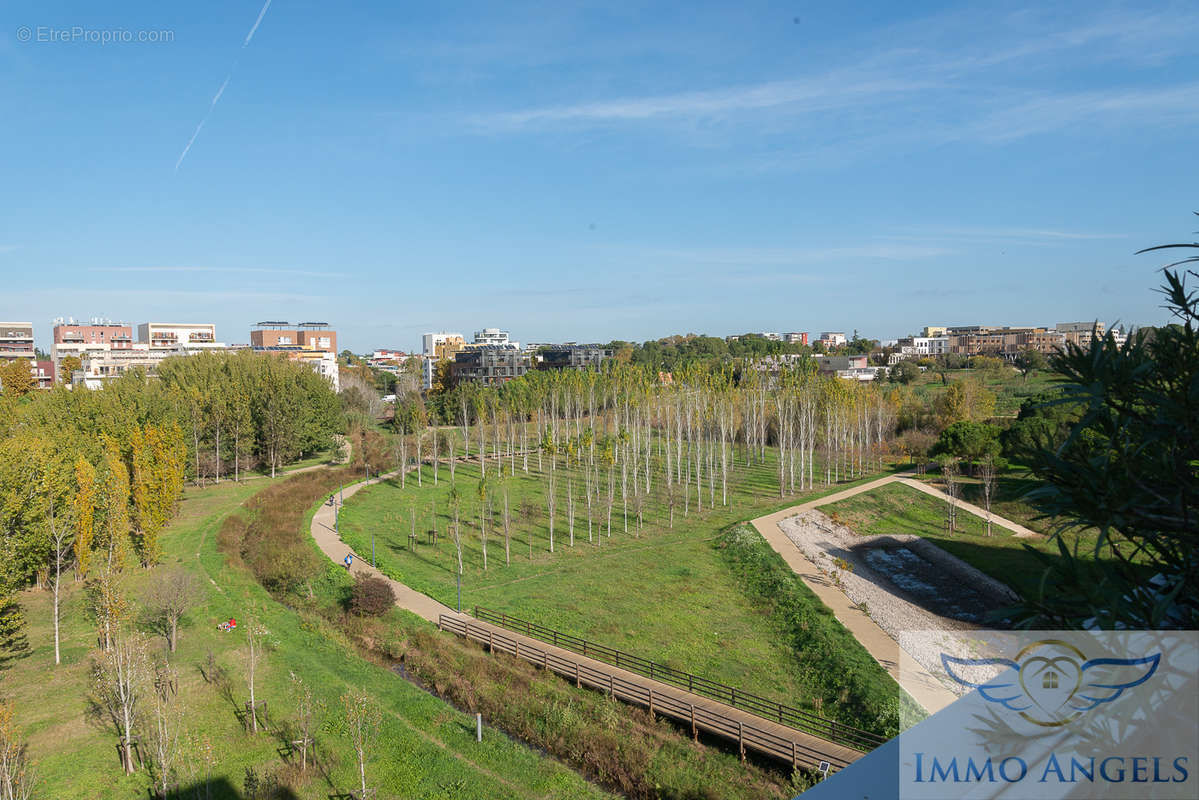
883 227 1129 243
462 4 1199 165
650 244 958 265
473 73 934 131
174 0 275 171
99 266 345 279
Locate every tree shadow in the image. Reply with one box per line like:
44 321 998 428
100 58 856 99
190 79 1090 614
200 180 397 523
161 776 300 799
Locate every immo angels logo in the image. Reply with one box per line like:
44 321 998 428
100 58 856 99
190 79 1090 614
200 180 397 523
942 639 1161 728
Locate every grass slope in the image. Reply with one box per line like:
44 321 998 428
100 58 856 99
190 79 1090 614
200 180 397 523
7 478 612 800
338 452 905 733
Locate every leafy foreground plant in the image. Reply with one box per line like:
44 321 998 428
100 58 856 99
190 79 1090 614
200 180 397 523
1020 218 1199 629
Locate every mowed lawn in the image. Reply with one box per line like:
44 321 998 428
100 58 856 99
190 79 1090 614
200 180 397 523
8 478 613 800
821 482 1097 601
338 450 902 716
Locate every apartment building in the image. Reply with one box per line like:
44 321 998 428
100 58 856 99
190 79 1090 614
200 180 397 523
451 346 529 385
249 321 339 391
250 321 337 353
1056 321 1107 347
72 345 179 389
783 332 809 345
818 332 847 347
0 322 35 362
534 345 611 371
138 322 224 350
32 361 55 389
52 319 134 369
473 327 520 349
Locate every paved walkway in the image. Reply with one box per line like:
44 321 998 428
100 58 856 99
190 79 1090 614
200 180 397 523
750 473 1040 715
309 464 868 769
311 468 456 623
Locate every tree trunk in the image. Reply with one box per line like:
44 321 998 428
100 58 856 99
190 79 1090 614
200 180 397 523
53 556 61 665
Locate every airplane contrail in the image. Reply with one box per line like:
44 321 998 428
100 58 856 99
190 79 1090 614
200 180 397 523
244 0 273 46
175 0 274 171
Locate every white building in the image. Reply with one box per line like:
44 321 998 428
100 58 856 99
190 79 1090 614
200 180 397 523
819 332 847 347
73 344 180 389
421 332 464 356
888 336 950 365
138 322 224 350
473 327 520 349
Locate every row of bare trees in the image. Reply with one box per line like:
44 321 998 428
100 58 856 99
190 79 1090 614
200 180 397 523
390 364 902 576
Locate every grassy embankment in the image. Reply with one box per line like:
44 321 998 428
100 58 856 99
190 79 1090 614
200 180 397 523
274 467 818 799
337 448 910 736
7 473 614 800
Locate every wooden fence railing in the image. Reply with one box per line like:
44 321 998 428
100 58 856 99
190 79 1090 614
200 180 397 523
439 614 858 772
473 605 887 753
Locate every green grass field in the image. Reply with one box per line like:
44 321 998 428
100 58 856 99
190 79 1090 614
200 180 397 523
8 479 613 800
338 449 907 731
907 367 1059 417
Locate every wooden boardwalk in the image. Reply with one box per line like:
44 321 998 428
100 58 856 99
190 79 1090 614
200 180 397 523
437 613 865 773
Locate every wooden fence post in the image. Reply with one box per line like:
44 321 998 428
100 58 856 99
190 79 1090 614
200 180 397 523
648 688 654 720
738 721 745 762
791 740 798 769
608 673 614 699
690 704 697 741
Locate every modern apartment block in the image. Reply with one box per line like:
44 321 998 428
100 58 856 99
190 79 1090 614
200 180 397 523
451 346 529 385
422 332 466 360
249 321 339 391
1056 321 1107 347
52 319 134 368
534 344 611 371
72 347 180 389
250 321 337 353
473 327 520 349
818 332 847 347
0 322 35 361
138 322 224 350
783 332 809 345
32 361 55 389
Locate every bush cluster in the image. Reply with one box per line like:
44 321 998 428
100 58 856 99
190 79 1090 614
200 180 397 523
349 575 395 616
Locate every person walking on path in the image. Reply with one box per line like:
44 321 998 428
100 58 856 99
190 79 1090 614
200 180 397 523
344 553 353 571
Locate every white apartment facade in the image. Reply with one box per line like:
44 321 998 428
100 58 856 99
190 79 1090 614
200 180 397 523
138 322 225 350
473 327 520 349
818 332 847 347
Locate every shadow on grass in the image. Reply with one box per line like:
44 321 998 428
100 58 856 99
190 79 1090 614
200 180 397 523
161 777 300 799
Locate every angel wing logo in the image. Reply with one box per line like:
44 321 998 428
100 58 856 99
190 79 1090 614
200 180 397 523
942 639 1161 727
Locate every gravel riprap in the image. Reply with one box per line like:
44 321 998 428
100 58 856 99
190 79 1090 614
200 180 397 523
779 509 1018 694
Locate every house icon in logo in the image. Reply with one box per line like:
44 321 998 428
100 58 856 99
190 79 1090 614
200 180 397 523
942 639 1161 727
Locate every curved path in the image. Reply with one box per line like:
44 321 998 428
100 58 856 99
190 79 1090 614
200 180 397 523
751 473 1040 715
310 465 867 771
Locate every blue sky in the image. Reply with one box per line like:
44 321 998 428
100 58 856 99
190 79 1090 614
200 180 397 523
2 1 1197 352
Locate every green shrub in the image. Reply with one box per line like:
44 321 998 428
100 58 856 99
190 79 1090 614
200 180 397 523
350 574 395 616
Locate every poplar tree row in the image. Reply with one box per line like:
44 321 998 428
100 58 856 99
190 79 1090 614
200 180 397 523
396 361 900 565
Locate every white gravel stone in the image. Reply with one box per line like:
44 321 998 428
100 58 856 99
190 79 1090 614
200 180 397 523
778 510 1018 695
